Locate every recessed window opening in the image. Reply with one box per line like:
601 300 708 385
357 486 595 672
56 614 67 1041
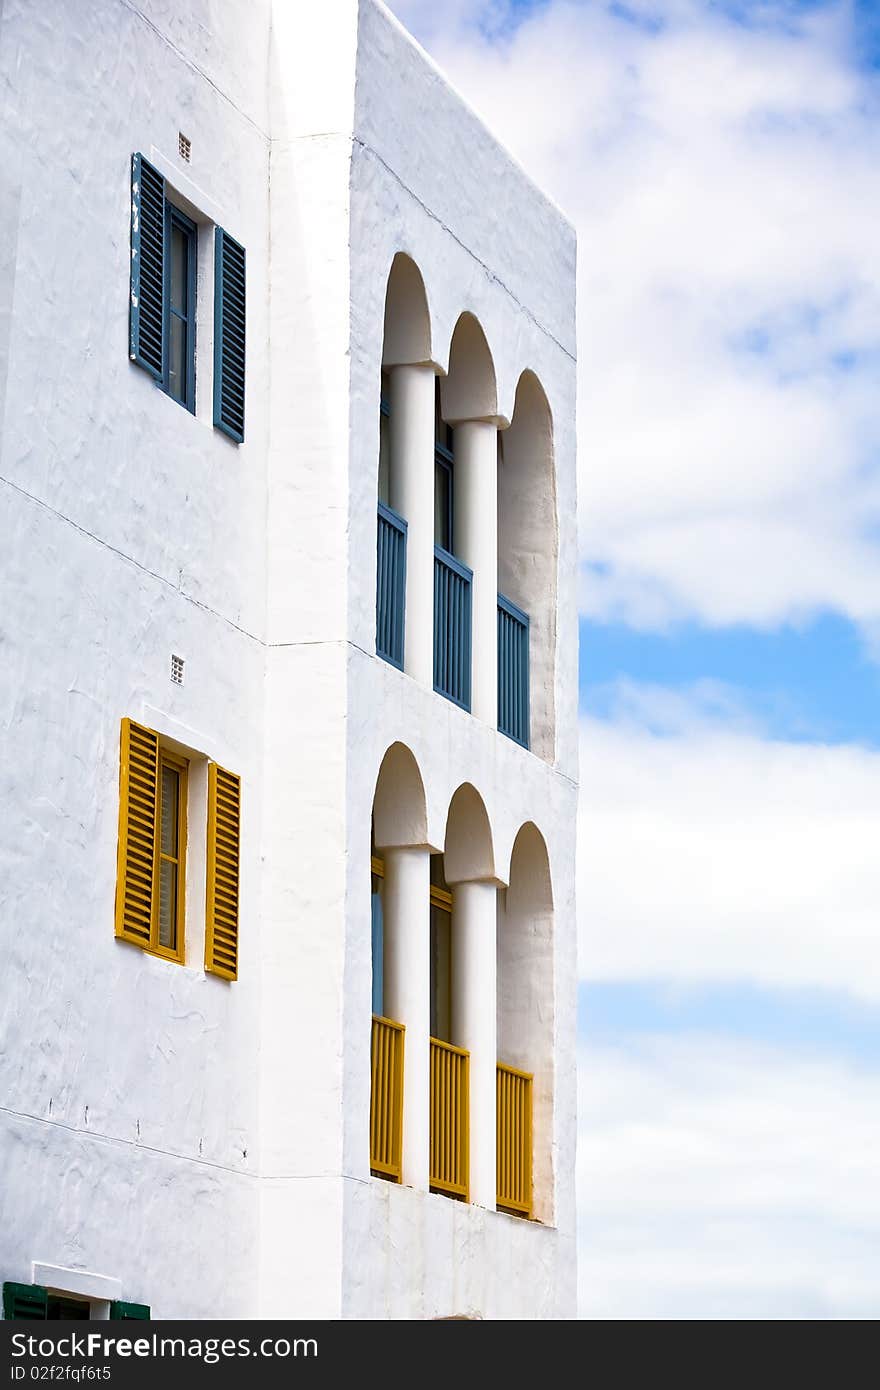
170 653 185 685
178 132 191 162
370 823 385 1017
378 369 391 507
158 751 187 954
166 204 197 412
430 853 452 1042
434 379 454 554
46 1295 90 1320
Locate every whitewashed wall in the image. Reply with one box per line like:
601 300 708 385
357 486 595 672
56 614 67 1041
1 0 577 1321
341 0 578 1320
0 0 271 1318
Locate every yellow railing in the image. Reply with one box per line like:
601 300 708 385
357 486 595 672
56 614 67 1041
496 1062 533 1217
430 1037 469 1200
370 1016 405 1182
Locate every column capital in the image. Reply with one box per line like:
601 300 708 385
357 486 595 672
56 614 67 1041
445 871 507 891
382 356 444 374
374 839 442 856
443 411 510 430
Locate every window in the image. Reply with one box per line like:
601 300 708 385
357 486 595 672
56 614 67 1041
157 751 187 955
368 845 452 1036
47 1296 89 1320
371 850 385 1016
367 844 403 1184
166 206 197 411
2 1284 150 1320
434 379 454 552
376 368 407 670
430 854 452 1041
378 370 391 507
130 153 246 440
115 719 242 978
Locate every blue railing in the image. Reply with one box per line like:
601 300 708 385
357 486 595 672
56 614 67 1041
376 503 407 669
434 547 472 710
498 594 530 748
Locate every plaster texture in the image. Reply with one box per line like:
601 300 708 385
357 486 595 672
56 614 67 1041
1 0 577 1320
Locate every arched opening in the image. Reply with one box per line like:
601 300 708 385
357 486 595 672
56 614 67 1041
372 740 428 852
376 255 434 675
498 822 554 1222
382 253 432 370
427 784 497 1204
369 742 429 1185
497 371 557 760
443 782 495 884
436 315 503 722
371 742 428 1018
440 312 498 425
430 782 495 1053
379 253 432 511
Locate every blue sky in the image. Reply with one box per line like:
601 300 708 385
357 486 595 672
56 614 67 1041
581 613 880 745
390 0 880 1318
582 979 880 1062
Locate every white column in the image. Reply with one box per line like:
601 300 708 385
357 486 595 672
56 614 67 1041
389 364 435 687
453 419 497 725
382 845 430 1190
450 878 497 1210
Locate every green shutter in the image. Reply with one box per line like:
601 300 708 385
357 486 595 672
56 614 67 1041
213 227 246 442
130 152 166 379
110 1300 151 1320
3 1283 48 1320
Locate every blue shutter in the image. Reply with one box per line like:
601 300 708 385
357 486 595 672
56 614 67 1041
213 227 246 442
129 153 165 379
497 594 530 748
3 1282 48 1319
376 503 407 669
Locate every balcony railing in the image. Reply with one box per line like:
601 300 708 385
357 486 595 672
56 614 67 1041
497 595 530 748
376 503 407 670
434 547 472 711
370 1015 405 1182
430 1037 469 1200
496 1062 533 1217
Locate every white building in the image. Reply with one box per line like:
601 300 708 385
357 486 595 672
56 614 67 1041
0 0 577 1321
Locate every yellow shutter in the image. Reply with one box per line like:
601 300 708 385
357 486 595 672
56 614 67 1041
205 762 241 980
115 718 159 947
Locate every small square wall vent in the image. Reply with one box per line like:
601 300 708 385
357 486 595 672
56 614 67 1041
178 131 191 163
170 654 185 685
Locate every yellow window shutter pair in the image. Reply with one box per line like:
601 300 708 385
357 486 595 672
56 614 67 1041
115 718 241 979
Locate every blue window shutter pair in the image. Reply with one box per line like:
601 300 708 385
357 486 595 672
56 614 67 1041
129 153 246 442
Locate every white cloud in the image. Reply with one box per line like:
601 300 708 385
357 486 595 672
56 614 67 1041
386 1 880 1316
390 0 880 634
578 1034 880 1318
579 685 880 999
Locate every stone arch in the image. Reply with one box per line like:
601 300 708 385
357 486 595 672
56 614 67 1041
498 821 555 1223
372 741 428 850
382 252 433 367
498 370 558 762
443 782 495 885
